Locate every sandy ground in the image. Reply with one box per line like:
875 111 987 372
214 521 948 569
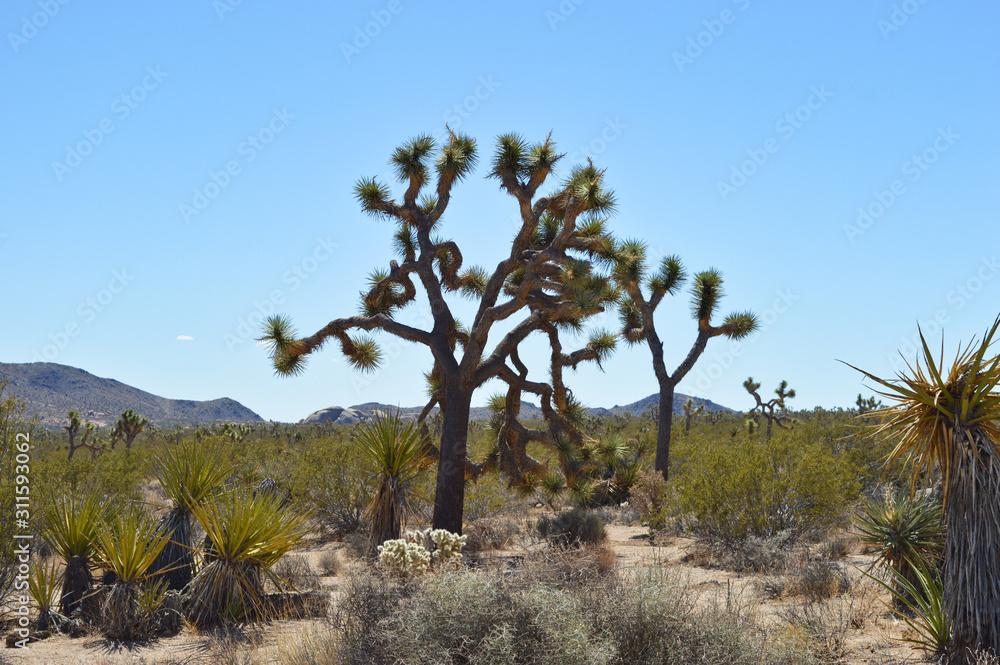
7 525 928 665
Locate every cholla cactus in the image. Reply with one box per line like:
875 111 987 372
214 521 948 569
377 538 431 576
428 529 467 564
404 528 467 566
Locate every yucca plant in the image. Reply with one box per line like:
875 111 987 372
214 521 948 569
149 441 233 590
863 555 951 657
28 560 67 632
849 316 1000 663
856 489 945 607
41 493 104 617
185 490 310 627
354 412 429 554
90 503 169 640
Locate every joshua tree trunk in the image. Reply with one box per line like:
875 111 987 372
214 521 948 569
655 381 675 479
432 384 472 534
945 427 1000 663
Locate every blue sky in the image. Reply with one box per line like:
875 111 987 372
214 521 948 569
3 1 998 422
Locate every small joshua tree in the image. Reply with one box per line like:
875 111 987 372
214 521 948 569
682 397 705 433
743 377 795 441
111 408 149 450
612 243 758 480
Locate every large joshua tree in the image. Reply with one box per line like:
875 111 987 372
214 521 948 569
612 242 758 480
849 317 1000 663
260 131 619 533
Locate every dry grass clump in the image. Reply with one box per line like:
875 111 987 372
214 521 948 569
270 555 321 592
463 515 520 553
273 623 340 665
521 545 617 588
536 508 607 549
763 560 851 603
317 549 341 576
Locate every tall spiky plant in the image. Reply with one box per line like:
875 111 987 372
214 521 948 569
41 493 104 617
849 317 1000 664
91 503 169 641
613 244 757 480
185 489 310 627
355 412 429 553
149 441 233 590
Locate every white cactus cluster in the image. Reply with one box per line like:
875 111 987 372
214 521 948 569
377 538 431 576
377 528 467 576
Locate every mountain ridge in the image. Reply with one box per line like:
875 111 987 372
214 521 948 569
0 362 263 428
0 361 733 429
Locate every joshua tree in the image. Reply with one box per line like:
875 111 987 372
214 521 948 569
110 408 149 450
682 397 705 433
612 243 757 480
849 318 1000 663
260 131 620 533
743 377 795 441
64 411 101 461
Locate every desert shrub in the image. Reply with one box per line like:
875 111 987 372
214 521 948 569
334 568 807 665
589 504 642 527
712 531 797 573
333 572 413 665
674 429 858 547
379 569 616 665
629 470 675 532
778 599 851 664
288 434 372 537
820 535 851 560
34 447 148 505
463 475 523 521
536 508 606 549
317 550 341 576
777 561 851 603
521 545 617 588
271 555 321 592
463 516 520 553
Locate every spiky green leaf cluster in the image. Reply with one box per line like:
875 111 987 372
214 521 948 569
722 311 759 339
436 132 478 182
564 162 616 215
458 266 489 299
354 176 393 218
391 135 435 184
345 335 383 373
649 255 685 295
618 299 645 345
691 269 724 322
92 503 168 585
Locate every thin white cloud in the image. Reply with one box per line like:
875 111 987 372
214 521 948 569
176 335 194 341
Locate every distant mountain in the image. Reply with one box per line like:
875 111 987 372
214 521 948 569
588 393 732 418
300 392 732 425
0 362 263 429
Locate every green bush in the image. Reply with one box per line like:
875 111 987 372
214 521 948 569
536 508 607 549
287 432 372 537
673 428 858 547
